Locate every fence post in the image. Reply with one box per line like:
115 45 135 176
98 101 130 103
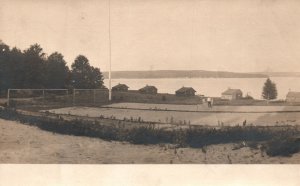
73 89 75 106
66 90 69 106
7 89 10 107
93 89 96 105
42 89 45 105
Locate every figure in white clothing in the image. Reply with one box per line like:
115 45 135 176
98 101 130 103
207 97 213 108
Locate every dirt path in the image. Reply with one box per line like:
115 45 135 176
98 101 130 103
1 118 300 164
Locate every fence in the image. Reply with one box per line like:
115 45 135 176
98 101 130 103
6 88 111 108
7 89 70 107
72 89 109 106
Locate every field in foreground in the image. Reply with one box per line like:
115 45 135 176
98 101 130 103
1 118 300 164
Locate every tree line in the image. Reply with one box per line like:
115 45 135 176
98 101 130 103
0 41 105 95
0 40 279 100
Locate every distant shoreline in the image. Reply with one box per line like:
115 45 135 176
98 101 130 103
103 70 269 79
103 70 300 79
104 77 268 79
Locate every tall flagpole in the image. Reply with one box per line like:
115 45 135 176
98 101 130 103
108 0 112 101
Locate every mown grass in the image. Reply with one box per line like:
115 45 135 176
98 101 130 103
0 107 300 157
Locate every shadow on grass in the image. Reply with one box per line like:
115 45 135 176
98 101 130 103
264 136 300 157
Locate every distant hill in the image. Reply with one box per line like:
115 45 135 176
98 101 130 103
258 72 300 77
103 70 268 79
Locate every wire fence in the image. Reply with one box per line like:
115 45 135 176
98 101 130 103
6 88 110 108
72 89 109 106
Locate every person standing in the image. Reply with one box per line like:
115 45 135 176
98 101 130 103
207 97 212 108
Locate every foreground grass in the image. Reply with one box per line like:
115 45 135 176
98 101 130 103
0 107 300 157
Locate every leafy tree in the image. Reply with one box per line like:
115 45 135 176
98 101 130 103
9 47 26 88
0 42 105 95
0 41 11 93
262 78 277 100
90 66 104 88
22 44 47 88
0 42 28 93
45 52 69 88
71 55 104 89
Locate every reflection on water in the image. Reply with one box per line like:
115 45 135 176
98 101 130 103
104 77 300 99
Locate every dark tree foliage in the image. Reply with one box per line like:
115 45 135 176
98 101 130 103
262 78 278 100
0 41 104 95
0 41 11 93
9 47 26 89
90 66 104 88
45 52 69 88
22 44 47 88
71 55 104 89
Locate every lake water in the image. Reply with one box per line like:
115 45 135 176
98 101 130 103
104 77 300 100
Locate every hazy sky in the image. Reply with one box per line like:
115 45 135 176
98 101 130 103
1 0 300 72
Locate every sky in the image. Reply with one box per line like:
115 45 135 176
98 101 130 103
1 0 300 72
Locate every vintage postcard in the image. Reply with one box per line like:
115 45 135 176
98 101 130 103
0 0 300 185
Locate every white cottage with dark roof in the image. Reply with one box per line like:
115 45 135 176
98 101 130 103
286 92 300 103
175 87 196 97
221 88 243 100
112 83 129 92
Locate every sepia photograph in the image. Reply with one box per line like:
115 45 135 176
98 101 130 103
1 0 300 170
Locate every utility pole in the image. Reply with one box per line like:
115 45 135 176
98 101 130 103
108 0 112 101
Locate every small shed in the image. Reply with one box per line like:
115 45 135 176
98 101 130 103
112 83 129 92
221 88 243 100
138 85 158 94
175 87 196 97
286 92 300 103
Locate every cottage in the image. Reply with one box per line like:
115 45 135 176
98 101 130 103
175 87 196 97
286 92 300 103
221 88 243 100
138 85 158 94
112 83 129 92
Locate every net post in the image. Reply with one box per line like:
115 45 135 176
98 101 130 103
73 89 76 106
93 89 96 105
42 89 45 105
66 90 69 106
7 89 10 107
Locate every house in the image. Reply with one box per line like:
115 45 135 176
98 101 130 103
175 87 196 97
112 83 129 92
138 85 158 94
286 92 300 103
221 88 243 100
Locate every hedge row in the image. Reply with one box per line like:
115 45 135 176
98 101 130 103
0 107 300 156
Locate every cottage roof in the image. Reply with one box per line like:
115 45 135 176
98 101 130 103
139 85 157 91
176 87 196 93
222 88 242 95
286 91 300 98
113 83 129 89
